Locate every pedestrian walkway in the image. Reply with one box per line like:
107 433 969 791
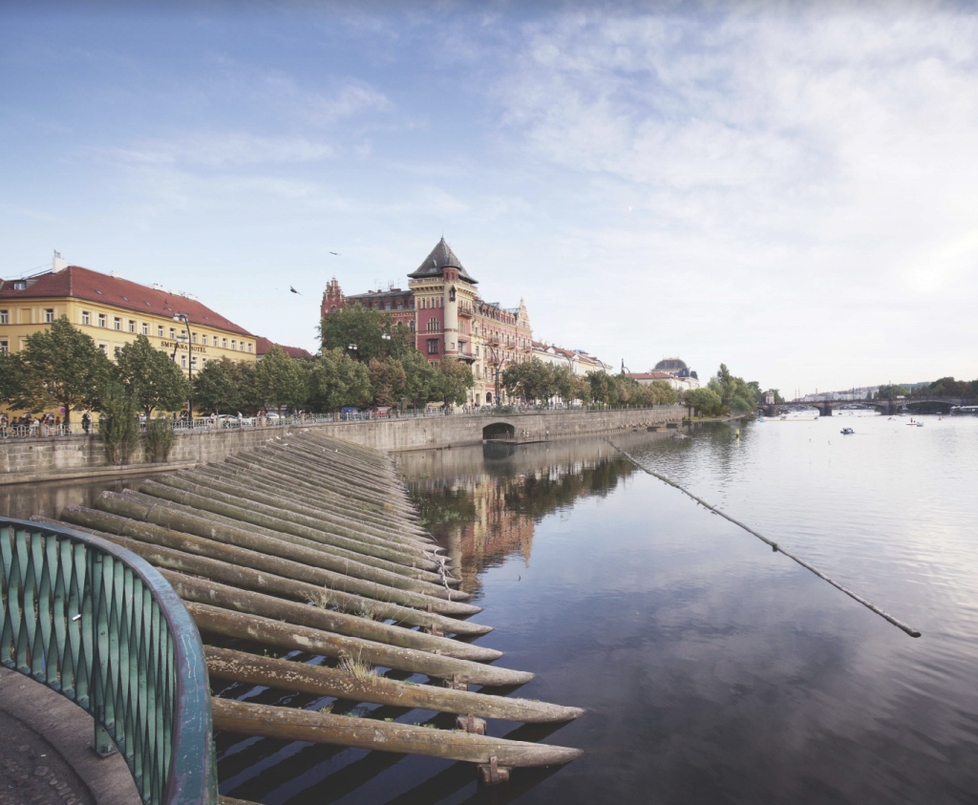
0 667 140 805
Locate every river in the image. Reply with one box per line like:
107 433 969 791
5 415 977 803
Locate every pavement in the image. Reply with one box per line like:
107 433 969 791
0 667 141 805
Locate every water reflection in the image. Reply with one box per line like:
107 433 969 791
401 432 677 599
0 472 162 520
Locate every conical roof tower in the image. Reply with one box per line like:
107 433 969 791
407 237 478 284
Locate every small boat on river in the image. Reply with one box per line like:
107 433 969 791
841 427 854 435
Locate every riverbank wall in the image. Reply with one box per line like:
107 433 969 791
0 406 685 486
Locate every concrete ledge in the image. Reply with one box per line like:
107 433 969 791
0 666 141 805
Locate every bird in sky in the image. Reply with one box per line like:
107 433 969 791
330 251 340 256
290 286 302 295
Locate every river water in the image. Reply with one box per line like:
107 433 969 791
5 415 977 804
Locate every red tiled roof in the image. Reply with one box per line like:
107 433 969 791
0 266 253 337
256 336 313 360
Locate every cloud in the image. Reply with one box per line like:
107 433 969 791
112 133 335 166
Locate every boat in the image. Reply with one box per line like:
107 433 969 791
840 428 854 435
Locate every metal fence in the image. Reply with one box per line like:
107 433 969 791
0 518 217 805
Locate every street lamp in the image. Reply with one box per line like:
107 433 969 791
173 313 194 421
381 332 400 358
347 343 358 358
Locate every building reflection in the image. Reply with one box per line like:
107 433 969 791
401 430 677 596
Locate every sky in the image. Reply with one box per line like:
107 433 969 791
2 0 977 397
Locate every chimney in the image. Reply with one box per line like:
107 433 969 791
52 250 67 273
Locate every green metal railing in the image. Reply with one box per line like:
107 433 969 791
0 518 217 805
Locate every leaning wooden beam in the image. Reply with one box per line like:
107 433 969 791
210 698 582 768
156 471 431 549
189 603 529 687
205 647 584 724
58 504 476 614
202 458 429 540
135 481 441 570
96 489 453 587
66 522 488 636
162 571 498 662
110 486 443 573
191 461 432 542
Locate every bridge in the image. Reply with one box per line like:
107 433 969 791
760 397 977 417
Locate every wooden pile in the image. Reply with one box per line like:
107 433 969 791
34 430 582 786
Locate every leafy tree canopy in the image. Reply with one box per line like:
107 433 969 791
434 357 474 406
255 346 308 412
192 357 244 415
12 316 112 425
318 305 410 364
368 356 407 407
307 348 372 411
115 334 190 417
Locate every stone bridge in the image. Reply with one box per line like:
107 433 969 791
760 397 975 417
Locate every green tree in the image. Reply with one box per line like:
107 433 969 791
434 357 474 406
398 349 442 409
115 334 190 418
685 387 725 417
307 348 371 412
503 358 553 404
368 356 407 407
0 349 20 406
12 316 112 426
255 347 308 412
192 357 243 414
585 370 618 405
318 305 405 363
99 382 141 465
877 383 909 399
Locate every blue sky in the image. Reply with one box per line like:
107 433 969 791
3 1 977 396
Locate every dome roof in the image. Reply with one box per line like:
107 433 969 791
654 358 688 374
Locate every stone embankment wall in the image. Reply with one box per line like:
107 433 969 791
0 407 685 485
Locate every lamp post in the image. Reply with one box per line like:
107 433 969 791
381 332 400 358
347 343 358 359
173 313 194 421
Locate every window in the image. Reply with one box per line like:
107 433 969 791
191 357 198 370
114 346 122 359
142 323 149 336
201 334 207 346
45 309 54 323
81 311 90 326
128 319 136 333
247 342 252 353
0 341 7 355
13 281 26 291
99 343 109 355
192 332 197 344
170 328 176 340
114 317 122 331
181 354 187 368
409 321 415 333
158 325 164 338
222 338 227 349
427 338 439 355
98 314 106 328
231 340 236 351
201 357 207 367
1 310 10 325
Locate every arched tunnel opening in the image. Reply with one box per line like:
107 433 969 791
482 422 515 441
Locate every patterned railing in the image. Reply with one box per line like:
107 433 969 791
0 518 217 805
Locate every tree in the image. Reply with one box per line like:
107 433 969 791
0 349 20 406
12 316 112 426
99 382 141 465
708 363 762 413
434 358 474 406
877 384 909 399
685 387 725 417
400 349 441 409
318 305 405 363
115 334 191 418
307 348 371 412
503 358 553 404
585 370 618 405
192 357 243 414
368 357 407 407
255 347 308 412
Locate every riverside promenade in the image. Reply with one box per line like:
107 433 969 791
0 667 140 805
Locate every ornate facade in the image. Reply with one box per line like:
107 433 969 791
321 238 532 406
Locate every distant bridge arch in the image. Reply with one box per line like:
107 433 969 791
482 421 515 440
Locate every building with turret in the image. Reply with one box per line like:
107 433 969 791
321 238 532 406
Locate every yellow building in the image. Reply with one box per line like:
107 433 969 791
0 257 256 374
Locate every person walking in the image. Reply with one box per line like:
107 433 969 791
82 412 91 435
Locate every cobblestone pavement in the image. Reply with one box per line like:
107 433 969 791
0 710 94 805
